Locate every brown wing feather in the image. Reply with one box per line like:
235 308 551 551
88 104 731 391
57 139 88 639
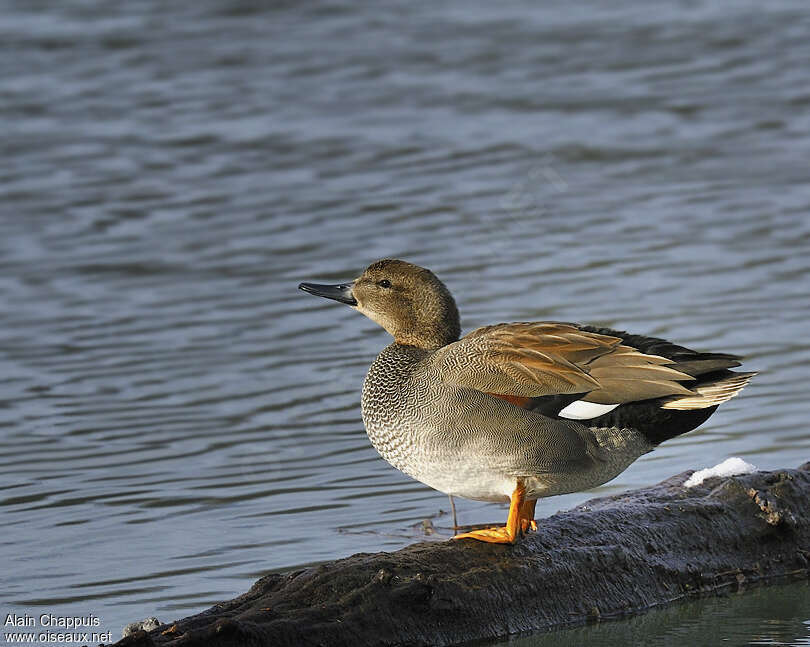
434 322 696 404
434 322 612 397
584 345 695 403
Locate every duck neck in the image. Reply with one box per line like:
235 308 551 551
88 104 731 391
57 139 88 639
394 317 460 350
394 331 457 350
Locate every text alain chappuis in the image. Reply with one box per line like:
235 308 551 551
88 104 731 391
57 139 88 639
4 613 112 644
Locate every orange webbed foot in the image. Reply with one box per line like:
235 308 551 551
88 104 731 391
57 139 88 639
452 483 536 544
520 518 538 533
453 526 517 544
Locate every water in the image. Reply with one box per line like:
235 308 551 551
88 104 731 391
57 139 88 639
1 0 809 643
503 579 810 647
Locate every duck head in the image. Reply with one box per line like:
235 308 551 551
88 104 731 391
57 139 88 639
299 259 460 349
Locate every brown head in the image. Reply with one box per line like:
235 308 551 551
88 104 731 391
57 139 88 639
299 259 460 349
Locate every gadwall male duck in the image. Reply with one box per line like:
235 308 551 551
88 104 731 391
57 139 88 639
299 259 755 544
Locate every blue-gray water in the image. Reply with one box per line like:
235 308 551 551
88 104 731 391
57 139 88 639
2 1 809 644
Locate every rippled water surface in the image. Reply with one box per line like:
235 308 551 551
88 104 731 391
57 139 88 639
2 0 809 643
505 579 810 647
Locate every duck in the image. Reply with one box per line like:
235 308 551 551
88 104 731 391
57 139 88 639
299 259 755 544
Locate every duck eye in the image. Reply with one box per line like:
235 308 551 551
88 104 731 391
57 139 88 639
378 279 392 288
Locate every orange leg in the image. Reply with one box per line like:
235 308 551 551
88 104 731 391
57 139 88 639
519 498 537 533
453 482 535 544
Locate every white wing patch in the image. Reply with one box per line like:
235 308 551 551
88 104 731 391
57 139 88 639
558 400 620 420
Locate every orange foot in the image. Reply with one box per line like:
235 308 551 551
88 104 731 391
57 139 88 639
520 498 537 533
452 482 536 544
453 526 516 544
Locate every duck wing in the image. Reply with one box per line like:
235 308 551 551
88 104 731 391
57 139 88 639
433 321 695 403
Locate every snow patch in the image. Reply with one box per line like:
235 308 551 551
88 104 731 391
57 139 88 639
684 457 757 488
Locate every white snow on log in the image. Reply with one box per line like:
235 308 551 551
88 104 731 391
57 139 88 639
684 457 757 488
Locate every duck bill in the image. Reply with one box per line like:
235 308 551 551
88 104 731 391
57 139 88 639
298 281 357 306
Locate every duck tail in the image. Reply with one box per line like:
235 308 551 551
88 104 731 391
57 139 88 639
659 371 757 410
576 369 756 446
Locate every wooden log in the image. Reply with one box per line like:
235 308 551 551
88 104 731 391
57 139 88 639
115 463 810 647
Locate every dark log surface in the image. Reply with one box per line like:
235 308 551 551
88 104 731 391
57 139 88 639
115 463 810 647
